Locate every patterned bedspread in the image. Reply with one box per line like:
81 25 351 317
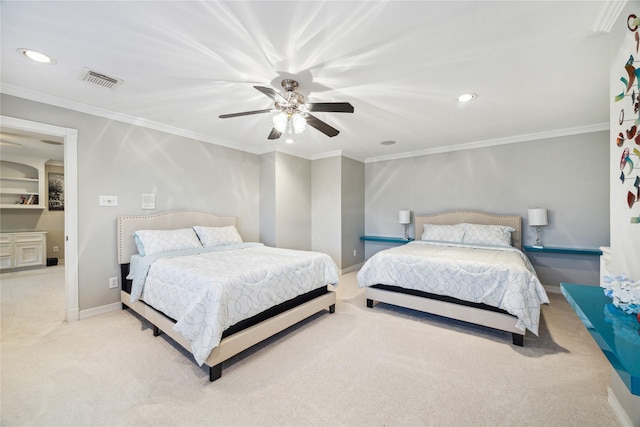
357 241 549 334
129 243 339 365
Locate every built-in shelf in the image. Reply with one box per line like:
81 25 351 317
0 156 46 209
523 245 602 256
360 236 414 244
561 283 639 396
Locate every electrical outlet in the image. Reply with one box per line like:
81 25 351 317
353 250 357 256
109 277 119 289
99 195 118 207
52 246 59 253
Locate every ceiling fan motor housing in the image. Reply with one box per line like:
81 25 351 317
281 79 299 92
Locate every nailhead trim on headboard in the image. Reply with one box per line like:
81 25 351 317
116 210 237 264
413 210 523 250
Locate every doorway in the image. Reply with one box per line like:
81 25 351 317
0 115 78 321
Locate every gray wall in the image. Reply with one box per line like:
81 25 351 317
259 152 276 246
311 156 342 265
341 156 365 269
1 94 260 310
310 155 365 270
364 131 610 288
275 152 311 250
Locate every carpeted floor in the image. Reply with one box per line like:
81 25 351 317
1 265 620 426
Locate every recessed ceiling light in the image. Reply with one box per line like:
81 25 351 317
380 140 396 146
17 48 56 64
457 93 477 103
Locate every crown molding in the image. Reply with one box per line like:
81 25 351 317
591 0 627 33
364 123 610 164
1 84 609 165
1 84 261 155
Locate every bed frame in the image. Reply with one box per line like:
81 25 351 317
117 210 336 381
365 210 526 346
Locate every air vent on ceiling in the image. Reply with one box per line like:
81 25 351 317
79 69 123 89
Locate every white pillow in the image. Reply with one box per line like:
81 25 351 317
193 225 243 247
461 223 514 247
421 224 465 243
133 228 202 256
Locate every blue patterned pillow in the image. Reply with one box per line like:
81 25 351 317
461 223 514 247
193 225 243 247
134 228 202 256
421 224 465 243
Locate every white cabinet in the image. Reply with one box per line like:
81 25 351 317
0 155 46 209
0 232 47 270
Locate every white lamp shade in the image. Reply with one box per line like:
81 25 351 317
273 113 288 132
273 113 307 134
528 208 548 226
292 114 307 133
399 210 411 224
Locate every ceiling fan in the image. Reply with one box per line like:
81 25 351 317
219 79 354 142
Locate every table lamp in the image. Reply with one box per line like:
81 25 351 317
527 208 548 248
399 210 411 240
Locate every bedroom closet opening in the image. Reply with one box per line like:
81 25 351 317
0 116 78 321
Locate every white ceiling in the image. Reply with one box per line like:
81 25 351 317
0 1 614 162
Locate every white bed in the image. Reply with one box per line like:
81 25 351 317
117 210 338 381
357 210 549 345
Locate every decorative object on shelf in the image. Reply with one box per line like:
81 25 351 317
527 208 548 248
399 210 411 240
601 274 640 315
48 172 64 211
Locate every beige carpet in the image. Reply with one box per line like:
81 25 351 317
1 266 620 426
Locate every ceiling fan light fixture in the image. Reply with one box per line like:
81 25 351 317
273 112 307 135
273 112 288 132
292 114 307 133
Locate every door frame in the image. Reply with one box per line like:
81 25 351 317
1 115 79 321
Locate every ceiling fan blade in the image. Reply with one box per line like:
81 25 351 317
254 86 287 103
219 109 272 119
268 128 282 140
307 102 354 113
305 114 340 137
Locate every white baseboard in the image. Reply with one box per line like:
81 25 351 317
341 262 364 275
607 386 634 427
79 301 121 320
543 284 562 294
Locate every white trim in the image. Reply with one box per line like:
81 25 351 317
542 284 562 295
310 149 365 163
364 123 610 163
0 115 79 322
607 386 634 427
3 85 607 164
341 262 364 275
79 301 121 320
592 0 627 33
64 128 79 322
1 84 258 155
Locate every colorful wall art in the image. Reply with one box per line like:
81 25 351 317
614 13 640 224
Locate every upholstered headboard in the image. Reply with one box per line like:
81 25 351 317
117 210 236 264
414 210 522 250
